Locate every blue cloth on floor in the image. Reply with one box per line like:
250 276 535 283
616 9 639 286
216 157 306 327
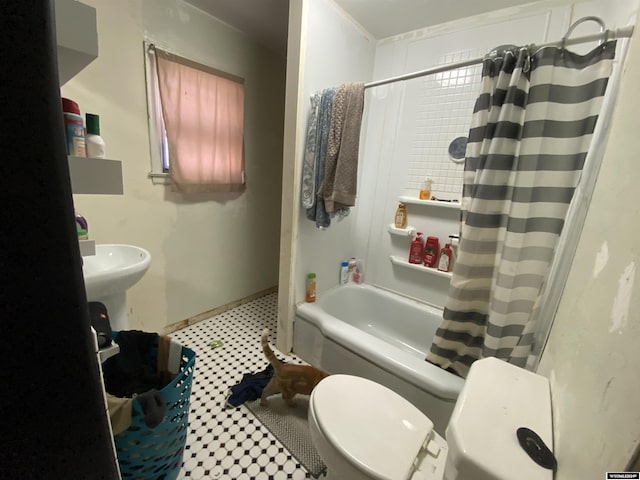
226 364 274 407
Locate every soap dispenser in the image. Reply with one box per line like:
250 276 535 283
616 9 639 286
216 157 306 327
419 174 433 200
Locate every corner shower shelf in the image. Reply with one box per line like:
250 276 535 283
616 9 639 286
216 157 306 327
399 195 461 210
387 224 416 237
390 255 453 279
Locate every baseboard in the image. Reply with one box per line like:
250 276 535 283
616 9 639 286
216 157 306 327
162 286 278 335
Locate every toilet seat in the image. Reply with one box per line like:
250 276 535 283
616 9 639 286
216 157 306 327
310 375 436 480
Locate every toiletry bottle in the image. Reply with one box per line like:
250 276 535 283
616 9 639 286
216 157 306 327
449 234 459 263
62 98 86 157
75 211 88 232
419 175 432 200
394 203 407 229
306 273 317 302
347 257 357 282
339 261 349 285
75 211 88 239
85 113 106 158
409 232 424 264
438 243 453 272
77 225 88 240
423 236 440 267
354 259 365 284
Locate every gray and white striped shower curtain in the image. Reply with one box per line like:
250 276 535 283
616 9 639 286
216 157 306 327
427 41 617 378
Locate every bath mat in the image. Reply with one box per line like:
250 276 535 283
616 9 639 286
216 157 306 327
245 395 327 478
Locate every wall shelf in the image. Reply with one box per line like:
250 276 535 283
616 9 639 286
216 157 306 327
55 0 98 85
390 255 453 279
387 224 416 237
68 156 124 195
79 239 96 257
399 195 461 210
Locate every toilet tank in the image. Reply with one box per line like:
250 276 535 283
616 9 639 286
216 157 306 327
444 357 554 480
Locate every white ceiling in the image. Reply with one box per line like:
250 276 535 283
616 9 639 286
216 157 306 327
335 0 539 38
185 0 290 55
184 0 539 56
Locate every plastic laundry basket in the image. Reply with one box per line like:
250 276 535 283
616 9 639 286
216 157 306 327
111 333 196 480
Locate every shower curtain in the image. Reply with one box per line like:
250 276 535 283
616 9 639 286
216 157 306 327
427 41 617 378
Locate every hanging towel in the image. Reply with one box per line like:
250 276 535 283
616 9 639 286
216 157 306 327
318 82 365 212
300 92 321 209
305 87 336 229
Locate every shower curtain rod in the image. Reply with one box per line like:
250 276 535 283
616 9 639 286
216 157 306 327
364 25 634 89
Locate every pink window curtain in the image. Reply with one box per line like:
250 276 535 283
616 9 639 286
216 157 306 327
154 48 245 192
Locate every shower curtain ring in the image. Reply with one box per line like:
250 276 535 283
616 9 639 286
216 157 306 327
561 16 606 48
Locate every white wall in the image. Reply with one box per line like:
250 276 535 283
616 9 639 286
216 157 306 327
277 0 375 350
537 9 640 477
62 0 285 332
358 0 640 472
359 3 570 307
293 0 376 297
281 0 640 472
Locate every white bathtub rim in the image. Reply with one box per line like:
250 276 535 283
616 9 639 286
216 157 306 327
296 285 464 401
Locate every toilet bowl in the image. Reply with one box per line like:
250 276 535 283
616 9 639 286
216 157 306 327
308 357 554 480
309 374 448 479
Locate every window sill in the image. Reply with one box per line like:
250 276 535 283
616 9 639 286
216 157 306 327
148 172 172 185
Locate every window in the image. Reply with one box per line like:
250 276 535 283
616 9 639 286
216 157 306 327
144 43 245 192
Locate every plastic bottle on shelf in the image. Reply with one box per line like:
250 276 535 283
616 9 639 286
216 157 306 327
339 262 349 285
85 113 106 158
62 98 86 157
75 211 88 232
353 259 365 284
419 175 432 200
449 234 460 262
423 236 440 267
438 243 453 272
305 273 317 302
408 232 424 264
394 202 407 229
347 257 357 282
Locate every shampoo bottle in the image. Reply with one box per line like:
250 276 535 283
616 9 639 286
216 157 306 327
438 243 453 272
408 232 424 264
394 203 407 229
347 257 357 282
423 236 440 267
339 261 349 285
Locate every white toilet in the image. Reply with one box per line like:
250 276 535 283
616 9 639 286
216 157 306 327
308 357 555 480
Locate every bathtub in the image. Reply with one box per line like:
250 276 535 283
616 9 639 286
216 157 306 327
293 283 464 434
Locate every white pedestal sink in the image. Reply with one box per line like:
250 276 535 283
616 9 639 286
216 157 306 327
83 244 151 331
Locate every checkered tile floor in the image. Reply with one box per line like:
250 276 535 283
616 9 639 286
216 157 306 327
171 292 324 480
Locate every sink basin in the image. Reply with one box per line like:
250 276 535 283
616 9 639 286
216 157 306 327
83 244 151 299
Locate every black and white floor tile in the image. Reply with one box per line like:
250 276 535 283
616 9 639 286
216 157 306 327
171 292 324 480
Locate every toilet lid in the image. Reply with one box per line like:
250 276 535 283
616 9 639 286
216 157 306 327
311 375 434 480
